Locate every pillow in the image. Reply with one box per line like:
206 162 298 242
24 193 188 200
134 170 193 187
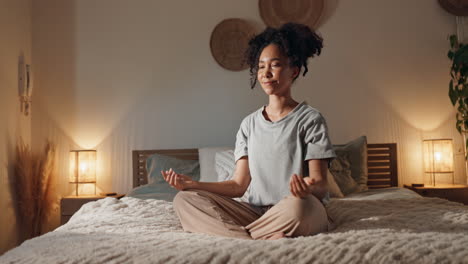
199 147 232 182
333 135 368 190
146 154 200 184
215 149 235 181
215 149 250 203
126 182 178 201
329 151 362 195
327 169 344 198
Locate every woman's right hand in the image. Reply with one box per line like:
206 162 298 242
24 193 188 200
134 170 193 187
161 168 195 191
289 174 314 198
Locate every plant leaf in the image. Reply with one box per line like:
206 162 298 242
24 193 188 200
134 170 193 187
449 80 458 105
448 50 454 60
450 34 458 49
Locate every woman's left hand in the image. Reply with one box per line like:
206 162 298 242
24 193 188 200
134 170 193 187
289 174 315 198
161 168 194 191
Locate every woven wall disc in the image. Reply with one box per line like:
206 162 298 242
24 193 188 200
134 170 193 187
210 18 257 71
259 0 324 29
439 0 468 16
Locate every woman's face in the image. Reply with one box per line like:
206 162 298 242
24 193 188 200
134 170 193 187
257 44 299 96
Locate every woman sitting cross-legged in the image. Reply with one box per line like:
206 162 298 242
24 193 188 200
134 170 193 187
161 22 337 240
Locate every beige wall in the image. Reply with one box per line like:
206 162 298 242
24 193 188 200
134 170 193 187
0 0 32 254
29 0 458 232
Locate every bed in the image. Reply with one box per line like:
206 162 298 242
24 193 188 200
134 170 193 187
2 143 468 264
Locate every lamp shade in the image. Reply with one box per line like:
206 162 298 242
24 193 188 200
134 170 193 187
69 150 96 183
423 139 454 173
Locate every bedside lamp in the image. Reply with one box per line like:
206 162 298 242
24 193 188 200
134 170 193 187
69 150 96 196
423 139 454 186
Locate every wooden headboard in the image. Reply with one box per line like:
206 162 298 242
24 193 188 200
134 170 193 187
132 143 398 189
366 143 398 189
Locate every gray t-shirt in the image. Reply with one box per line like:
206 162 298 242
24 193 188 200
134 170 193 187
234 101 337 206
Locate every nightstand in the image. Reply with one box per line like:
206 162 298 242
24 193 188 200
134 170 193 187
60 194 125 225
403 184 468 205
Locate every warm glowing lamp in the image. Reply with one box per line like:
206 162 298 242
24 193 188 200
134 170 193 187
69 150 97 196
423 139 454 186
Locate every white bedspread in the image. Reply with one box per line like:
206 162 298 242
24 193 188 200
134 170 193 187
2 188 468 264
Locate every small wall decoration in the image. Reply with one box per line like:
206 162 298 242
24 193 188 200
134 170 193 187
210 18 258 71
259 0 325 30
18 54 33 116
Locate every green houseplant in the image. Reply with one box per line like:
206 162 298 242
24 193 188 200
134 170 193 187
448 34 468 160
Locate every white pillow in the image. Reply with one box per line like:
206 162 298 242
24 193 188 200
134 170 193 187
215 149 250 203
198 147 232 182
215 150 235 181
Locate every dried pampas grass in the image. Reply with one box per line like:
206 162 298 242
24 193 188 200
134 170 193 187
14 139 57 239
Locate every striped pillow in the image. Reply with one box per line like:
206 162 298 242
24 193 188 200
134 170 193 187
329 151 362 195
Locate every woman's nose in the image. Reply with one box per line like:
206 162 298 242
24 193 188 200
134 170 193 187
264 68 273 78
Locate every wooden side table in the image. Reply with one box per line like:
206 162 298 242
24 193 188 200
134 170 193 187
403 184 468 205
60 194 125 225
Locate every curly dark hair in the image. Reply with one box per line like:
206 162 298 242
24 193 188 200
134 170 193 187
245 23 323 89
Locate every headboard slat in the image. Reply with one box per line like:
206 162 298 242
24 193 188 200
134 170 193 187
368 156 391 160
368 168 391 173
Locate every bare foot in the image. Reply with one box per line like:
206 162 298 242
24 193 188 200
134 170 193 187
266 232 287 240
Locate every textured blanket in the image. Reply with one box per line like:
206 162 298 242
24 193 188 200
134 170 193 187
2 188 468 264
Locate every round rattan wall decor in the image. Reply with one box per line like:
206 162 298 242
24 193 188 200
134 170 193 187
439 0 468 16
259 0 324 29
210 18 257 71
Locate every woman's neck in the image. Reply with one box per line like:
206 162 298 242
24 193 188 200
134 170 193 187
263 95 299 122
266 96 299 116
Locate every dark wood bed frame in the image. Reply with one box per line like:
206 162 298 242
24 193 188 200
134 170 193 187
132 143 398 189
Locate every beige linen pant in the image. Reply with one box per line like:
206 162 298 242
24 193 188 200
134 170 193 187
173 189 329 240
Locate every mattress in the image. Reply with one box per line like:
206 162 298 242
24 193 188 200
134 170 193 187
2 188 468 264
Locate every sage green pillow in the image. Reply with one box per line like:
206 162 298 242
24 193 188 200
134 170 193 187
333 135 368 191
146 154 200 184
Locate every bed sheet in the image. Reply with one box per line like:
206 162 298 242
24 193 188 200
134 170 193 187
342 186 421 200
2 188 468 264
